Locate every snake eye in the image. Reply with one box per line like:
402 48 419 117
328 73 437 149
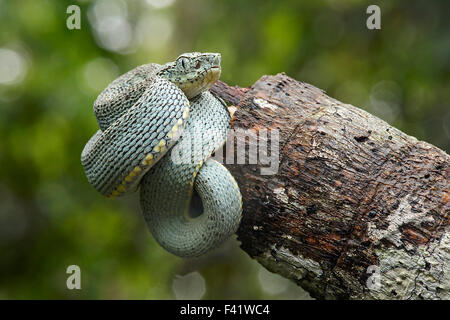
177 57 190 70
195 61 201 69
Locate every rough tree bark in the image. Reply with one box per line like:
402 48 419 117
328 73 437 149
210 73 449 300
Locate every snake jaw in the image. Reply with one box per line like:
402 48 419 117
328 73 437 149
173 67 221 99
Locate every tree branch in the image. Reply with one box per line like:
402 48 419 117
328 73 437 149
211 73 449 300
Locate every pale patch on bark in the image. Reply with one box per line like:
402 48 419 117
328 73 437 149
273 187 289 204
253 98 278 111
367 195 434 246
367 233 449 300
256 245 323 285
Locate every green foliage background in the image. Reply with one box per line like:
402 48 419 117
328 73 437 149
0 0 448 299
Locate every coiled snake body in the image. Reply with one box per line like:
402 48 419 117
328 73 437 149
81 52 242 257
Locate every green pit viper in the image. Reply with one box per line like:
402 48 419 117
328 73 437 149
81 52 242 257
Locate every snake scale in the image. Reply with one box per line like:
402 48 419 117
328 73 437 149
81 52 242 257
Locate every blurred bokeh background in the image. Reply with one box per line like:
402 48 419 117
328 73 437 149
0 0 448 299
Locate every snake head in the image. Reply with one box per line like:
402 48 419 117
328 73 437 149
157 52 221 99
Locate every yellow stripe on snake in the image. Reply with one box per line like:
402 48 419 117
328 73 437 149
81 52 242 257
